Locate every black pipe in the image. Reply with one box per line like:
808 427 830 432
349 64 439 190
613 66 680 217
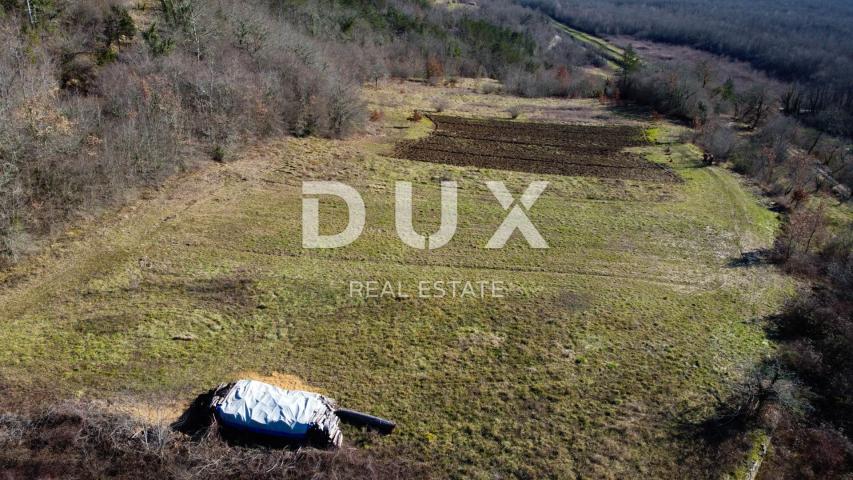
334 408 396 435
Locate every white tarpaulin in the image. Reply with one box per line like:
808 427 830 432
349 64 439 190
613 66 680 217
214 379 342 446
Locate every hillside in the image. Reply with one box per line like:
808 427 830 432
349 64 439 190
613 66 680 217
0 0 603 267
1 1 850 478
0 78 793 478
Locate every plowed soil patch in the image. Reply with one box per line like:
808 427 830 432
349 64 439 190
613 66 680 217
394 115 680 182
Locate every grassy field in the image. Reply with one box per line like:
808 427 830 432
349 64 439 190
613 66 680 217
0 80 793 478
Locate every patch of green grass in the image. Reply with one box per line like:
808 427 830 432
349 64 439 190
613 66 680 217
644 126 662 143
0 92 793 478
723 429 770 480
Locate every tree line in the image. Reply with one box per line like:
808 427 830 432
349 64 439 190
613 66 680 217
608 35 853 480
519 0 853 137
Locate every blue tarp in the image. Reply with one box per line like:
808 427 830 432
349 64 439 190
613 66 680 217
214 379 342 446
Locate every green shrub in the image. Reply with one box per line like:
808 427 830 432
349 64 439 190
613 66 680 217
142 23 175 56
103 4 135 45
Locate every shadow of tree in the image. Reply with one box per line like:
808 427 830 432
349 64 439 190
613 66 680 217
726 248 772 268
671 358 793 476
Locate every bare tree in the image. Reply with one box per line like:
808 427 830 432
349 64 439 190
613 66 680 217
733 87 773 129
695 60 713 88
776 204 828 263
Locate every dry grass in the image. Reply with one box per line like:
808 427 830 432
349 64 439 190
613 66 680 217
0 79 793 478
233 372 319 393
0 400 433 479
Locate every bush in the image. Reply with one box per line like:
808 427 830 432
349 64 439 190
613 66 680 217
760 422 852 479
706 361 802 433
407 110 423 122
1 17 68 262
425 55 444 85
766 286 853 479
503 66 601 98
769 223 853 455
212 145 227 162
698 122 738 161
773 204 828 270
479 82 501 95
103 5 136 45
431 97 450 113
326 80 365 138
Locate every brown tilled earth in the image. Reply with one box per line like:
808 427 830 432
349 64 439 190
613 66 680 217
394 114 681 182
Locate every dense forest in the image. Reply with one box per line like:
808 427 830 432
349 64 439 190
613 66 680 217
519 0 853 137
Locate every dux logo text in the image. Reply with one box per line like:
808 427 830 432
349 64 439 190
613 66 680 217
302 181 549 249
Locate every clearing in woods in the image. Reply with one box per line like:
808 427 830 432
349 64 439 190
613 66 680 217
0 79 791 478
551 20 625 68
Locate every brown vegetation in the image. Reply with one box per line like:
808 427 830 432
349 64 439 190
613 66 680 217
504 65 602 99
0 401 433 479
407 110 423 122
425 55 445 85
369 110 385 122
0 1 369 265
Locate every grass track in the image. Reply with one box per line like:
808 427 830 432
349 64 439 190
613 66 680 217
551 20 625 68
